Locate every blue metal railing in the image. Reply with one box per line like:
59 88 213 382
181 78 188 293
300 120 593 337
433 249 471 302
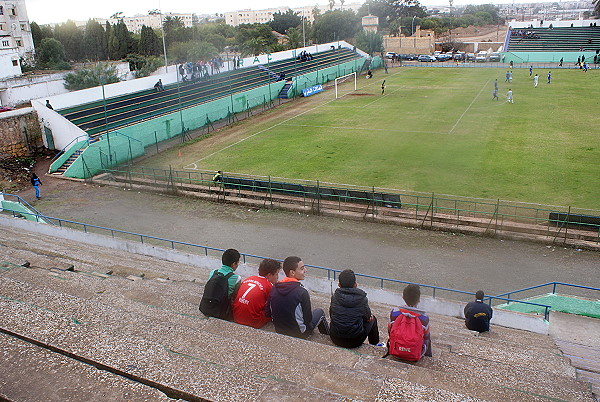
49 134 90 164
5 193 598 320
1 193 53 225
495 282 600 302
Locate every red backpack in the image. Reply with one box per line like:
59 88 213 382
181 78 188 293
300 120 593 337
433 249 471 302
386 309 424 362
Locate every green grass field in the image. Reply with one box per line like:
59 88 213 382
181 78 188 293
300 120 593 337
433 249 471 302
142 66 600 209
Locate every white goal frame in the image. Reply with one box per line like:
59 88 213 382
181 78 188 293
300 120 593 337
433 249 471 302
334 72 357 99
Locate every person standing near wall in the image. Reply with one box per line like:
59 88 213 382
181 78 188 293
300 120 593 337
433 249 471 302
31 173 42 200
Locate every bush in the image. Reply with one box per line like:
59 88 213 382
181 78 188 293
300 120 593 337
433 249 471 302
64 62 121 91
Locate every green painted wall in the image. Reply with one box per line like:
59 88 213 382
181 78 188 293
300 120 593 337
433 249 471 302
502 51 597 64
1 201 47 223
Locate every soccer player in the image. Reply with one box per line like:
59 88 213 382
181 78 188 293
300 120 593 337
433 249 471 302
381 80 386 95
505 71 510 82
547 71 552 84
533 74 538 87
492 87 499 100
508 71 513 83
507 89 514 103
494 79 498 90
233 259 281 328
529 65 533 77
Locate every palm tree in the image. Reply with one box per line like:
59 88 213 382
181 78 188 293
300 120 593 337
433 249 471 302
241 37 267 56
285 28 303 50
329 0 335 10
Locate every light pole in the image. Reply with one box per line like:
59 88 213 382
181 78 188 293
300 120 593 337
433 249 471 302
302 7 306 47
412 16 417 49
99 71 112 164
158 0 168 73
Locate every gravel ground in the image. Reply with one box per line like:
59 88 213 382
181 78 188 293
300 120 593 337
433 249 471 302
17 159 600 298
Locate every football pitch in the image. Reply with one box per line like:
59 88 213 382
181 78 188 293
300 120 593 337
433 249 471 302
140 66 600 209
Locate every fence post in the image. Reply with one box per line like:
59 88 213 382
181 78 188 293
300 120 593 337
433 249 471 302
563 206 571 243
268 176 273 207
316 180 321 215
154 131 159 154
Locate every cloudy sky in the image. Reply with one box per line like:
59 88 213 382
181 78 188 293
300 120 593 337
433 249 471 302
26 0 561 24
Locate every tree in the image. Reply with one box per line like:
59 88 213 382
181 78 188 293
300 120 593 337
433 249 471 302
36 38 70 69
114 20 132 59
54 20 83 61
188 42 219 62
30 22 43 47
285 27 303 49
83 19 106 60
139 25 161 56
110 12 124 20
355 30 384 56
63 62 121 91
163 16 185 47
125 54 163 78
241 37 268 56
269 10 301 34
311 10 360 43
594 0 600 17
235 23 277 52
329 0 336 10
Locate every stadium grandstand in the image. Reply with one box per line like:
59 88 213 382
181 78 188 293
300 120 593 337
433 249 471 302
503 19 600 64
31 42 369 179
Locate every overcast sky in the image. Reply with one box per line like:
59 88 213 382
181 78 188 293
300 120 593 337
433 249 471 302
27 0 566 25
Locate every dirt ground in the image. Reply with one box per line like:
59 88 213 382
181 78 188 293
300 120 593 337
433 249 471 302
12 157 598 299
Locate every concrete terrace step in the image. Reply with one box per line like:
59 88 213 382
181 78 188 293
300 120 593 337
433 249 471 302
2 268 592 401
0 333 172 402
1 283 490 402
0 275 571 402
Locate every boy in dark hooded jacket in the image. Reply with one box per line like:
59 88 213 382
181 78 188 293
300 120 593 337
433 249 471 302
266 256 329 339
329 269 380 348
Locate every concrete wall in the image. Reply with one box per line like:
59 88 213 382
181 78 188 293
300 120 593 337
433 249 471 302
0 107 43 158
0 213 549 335
31 98 87 151
508 19 600 29
0 48 22 81
0 72 70 107
384 36 435 55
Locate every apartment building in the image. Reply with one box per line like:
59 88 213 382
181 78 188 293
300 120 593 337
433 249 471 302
74 12 196 34
0 0 34 79
224 3 363 26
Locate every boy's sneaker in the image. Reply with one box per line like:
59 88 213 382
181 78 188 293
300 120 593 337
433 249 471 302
376 342 386 347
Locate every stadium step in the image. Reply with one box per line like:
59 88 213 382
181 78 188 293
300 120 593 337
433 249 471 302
1 225 595 400
2 272 589 401
0 333 173 402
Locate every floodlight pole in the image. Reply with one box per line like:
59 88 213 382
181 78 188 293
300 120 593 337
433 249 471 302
412 16 417 49
302 7 306 47
99 70 112 164
159 0 168 73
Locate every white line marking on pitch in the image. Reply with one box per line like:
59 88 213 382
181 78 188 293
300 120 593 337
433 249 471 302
448 79 489 134
281 123 442 135
184 69 406 169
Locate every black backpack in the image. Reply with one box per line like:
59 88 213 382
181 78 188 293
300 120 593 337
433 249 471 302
199 271 234 319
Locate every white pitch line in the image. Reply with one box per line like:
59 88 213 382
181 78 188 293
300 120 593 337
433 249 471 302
281 123 443 135
184 69 405 169
448 79 490 134
361 85 405 108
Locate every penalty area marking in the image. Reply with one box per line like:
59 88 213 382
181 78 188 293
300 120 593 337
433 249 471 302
448 79 489 134
184 69 404 170
281 123 443 136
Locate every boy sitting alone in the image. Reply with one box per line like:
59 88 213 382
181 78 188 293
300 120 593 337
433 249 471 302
388 284 432 360
233 258 281 328
266 256 329 339
329 269 380 348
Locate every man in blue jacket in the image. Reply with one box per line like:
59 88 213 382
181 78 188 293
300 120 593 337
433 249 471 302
266 256 329 339
329 269 379 348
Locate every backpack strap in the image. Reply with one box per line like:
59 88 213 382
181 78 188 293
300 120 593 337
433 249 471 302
224 271 234 280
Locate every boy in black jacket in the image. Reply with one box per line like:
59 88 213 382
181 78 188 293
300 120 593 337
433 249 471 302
266 256 329 339
329 269 380 348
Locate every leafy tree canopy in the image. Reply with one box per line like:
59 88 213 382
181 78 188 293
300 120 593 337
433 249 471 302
269 10 302 34
63 62 121 91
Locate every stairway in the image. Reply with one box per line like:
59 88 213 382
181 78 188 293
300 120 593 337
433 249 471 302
0 225 596 401
52 148 84 175
278 80 294 99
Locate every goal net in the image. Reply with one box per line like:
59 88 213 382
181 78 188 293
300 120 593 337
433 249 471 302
334 72 357 99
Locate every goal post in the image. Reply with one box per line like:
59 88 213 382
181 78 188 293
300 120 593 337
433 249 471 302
334 72 357 99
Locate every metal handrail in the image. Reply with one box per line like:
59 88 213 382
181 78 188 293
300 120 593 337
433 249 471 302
495 282 600 301
0 193 54 225
98 130 142 143
0 199 562 319
49 135 90 163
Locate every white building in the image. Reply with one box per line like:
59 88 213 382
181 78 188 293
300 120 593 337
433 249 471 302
0 0 35 79
74 13 195 34
224 3 363 26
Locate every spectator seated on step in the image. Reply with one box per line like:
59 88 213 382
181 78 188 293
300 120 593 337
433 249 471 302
233 258 281 328
388 284 432 360
154 79 164 92
265 256 329 339
329 269 380 348
464 290 493 333
199 249 242 320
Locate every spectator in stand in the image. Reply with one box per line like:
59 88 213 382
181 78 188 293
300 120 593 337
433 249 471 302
389 284 432 358
211 248 242 300
329 269 380 348
212 170 223 183
464 290 493 333
233 259 281 328
45 100 53 110
154 79 164 92
266 256 329 339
